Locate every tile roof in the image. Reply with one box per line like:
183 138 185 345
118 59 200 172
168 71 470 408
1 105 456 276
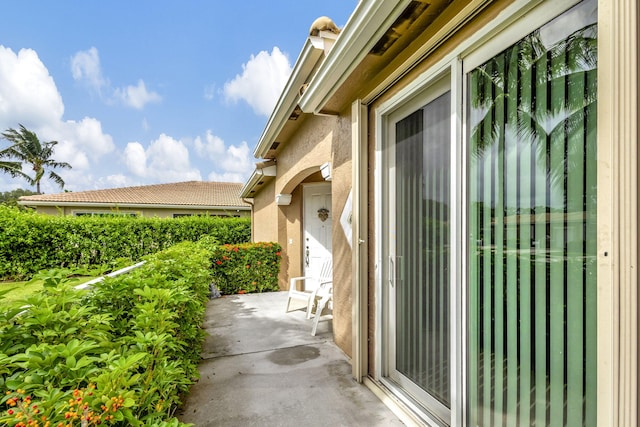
18 181 250 208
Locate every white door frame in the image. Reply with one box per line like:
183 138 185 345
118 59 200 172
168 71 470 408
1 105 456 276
303 182 332 277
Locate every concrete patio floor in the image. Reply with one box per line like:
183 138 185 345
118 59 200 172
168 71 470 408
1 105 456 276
177 291 405 426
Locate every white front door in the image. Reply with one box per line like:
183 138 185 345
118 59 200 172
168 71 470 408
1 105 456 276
303 183 332 278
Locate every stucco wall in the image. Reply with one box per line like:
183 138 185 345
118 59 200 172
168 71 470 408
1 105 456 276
31 205 249 218
274 115 336 193
280 184 304 289
252 111 354 355
252 179 277 243
330 113 354 357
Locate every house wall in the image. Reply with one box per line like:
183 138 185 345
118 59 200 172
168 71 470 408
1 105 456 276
31 205 249 218
330 113 353 356
280 183 304 289
353 0 639 423
252 179 277 243
274 114 335 195
255 112 354 355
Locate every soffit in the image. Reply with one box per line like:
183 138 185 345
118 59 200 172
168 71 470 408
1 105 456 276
319 0 462 113
261 113 311 160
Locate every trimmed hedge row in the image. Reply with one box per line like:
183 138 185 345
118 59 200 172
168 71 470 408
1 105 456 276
0 241 213 426
0 206 250 280
210 241 282 295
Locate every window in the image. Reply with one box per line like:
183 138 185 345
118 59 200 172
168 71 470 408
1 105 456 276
74 212 138 217
375 0 598 425
466 1 597 425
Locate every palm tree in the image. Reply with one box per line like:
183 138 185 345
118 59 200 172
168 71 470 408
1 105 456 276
469 24 597 190
1 124 71 193
0 138 31 180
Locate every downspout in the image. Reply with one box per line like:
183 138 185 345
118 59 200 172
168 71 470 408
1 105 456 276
242 197 256 242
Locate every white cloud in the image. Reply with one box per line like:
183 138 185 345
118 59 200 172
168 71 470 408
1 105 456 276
223 141 252 174
123 142 148 177
97 174 132 189
207 171 247 183
71 47 161 111
60 117 115 160
114 79 162 110
0 46 64 128
0 45 116 192
223 47 291 116
194 130 225 159
193 131 253 180
124 134 202 182
71 47 106 93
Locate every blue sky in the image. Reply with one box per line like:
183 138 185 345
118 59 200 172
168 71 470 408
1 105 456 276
0 1 355 193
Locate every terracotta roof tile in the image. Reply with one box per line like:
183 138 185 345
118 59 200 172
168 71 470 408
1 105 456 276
18 181 250 208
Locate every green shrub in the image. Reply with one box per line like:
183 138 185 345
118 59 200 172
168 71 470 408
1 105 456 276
0 206 250 280
209 242 282 295
0 241 212 426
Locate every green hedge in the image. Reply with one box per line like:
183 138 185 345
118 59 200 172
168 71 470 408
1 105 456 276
210 242 282 295
0 241 212 426
0 206 250 280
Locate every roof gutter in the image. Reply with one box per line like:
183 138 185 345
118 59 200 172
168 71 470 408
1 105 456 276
239 161 277 198
253 38 326 159
17 200 250 211
299 0 413 114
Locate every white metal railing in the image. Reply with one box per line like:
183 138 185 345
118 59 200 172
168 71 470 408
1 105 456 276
74 261 147 290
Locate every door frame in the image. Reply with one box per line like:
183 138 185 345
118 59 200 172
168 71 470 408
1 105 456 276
375 60 463 426
302 182 332 277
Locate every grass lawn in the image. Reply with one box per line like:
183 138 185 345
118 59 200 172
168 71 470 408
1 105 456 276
1 276 96 305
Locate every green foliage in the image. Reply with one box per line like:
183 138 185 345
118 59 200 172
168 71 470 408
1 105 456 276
0 188 37 207
210 242 282 294
0 205 250 280
1 124 72 193
0 242 209 426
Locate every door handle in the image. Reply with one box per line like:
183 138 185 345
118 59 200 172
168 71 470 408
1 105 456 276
389 256 395 287
305 246 310 267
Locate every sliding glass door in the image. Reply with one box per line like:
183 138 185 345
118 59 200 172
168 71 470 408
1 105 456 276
467 1 597 425
385 81 452 423
377 2 598 424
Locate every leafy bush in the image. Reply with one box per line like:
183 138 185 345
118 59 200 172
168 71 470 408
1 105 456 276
209 242 282 295
0 241 212 426
0 206 250 280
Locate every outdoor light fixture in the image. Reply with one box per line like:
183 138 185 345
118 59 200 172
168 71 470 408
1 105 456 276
276 194 292 206
320 162 332 181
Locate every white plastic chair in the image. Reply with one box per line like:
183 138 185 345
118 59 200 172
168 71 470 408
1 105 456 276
286 258 332 319
311 283 333 336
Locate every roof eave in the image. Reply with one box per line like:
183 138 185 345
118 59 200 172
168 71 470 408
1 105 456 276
240 169 262 198
240 165 277 199
298 0 413 114
253 38 327 159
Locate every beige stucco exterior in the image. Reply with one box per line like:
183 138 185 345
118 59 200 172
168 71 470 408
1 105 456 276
19 181 250 218
245 0 638 424
29 205 249 218
246 109 354 354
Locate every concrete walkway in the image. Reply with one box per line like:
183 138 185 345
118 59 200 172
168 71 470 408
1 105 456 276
177 291 405 426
